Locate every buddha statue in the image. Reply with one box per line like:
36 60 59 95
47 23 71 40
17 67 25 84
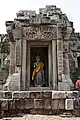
32 55 45 87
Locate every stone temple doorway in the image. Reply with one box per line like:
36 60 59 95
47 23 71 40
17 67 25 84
27 42 52 90
30 47 48 87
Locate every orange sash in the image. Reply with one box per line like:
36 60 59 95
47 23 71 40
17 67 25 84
32 63 44 80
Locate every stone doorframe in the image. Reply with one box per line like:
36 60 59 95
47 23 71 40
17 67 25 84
27 41 52 90
21 40 57 91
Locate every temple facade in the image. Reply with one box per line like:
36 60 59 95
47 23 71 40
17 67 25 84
0 5 80 91
0 5 80 117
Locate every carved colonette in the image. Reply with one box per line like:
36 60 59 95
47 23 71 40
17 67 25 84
5 22 15 75
58 25 74 90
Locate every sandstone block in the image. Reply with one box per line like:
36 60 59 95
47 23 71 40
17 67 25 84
19 91 30 98
12 91 30 99
65 99 74 110
4 73 20 91
74 98 80 109
12 29 22 39
58 81 71 91
72 91 79 98
30 109 42 114
43 91 52 98
8 99 16 110
16 99 25 110
52 100 58 110
43 99 51 109
52 91 66 99
25 99 34 109
34 99 43 109
1 100 8 110
66 91 74 99
35 92 43 99
52 99 65 110
58 99 65 109
30 92 36 98
73 109 80 116
12 91 19 99
42 109 52 115
3 91 12 99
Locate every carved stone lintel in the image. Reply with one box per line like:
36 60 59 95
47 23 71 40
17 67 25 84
23 26 57 40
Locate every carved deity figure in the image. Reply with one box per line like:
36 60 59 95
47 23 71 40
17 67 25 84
32 55 45 87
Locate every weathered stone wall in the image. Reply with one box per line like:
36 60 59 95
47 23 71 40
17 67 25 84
0 34 10 90
0 91 80 118
69 33 80 84
3 5 80 91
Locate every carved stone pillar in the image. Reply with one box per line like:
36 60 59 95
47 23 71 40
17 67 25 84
58 26 74 90
75 58 78 68
64 53 70 76
57 25 63 82
9 42 15 75
15 39 21 66
52 40 57 89
21 39 27 90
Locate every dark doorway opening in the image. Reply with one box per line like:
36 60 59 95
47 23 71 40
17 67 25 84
30 47 48 87
0 59 1 67
77 56 80 68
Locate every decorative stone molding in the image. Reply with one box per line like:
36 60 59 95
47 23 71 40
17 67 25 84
15 39 21 66
57 40 63 81
63 40 69 52
23 26 57 40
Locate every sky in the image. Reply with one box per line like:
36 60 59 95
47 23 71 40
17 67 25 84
0 0 80 34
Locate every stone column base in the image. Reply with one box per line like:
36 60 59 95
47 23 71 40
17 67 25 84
58 74 74 91
3 73 20 91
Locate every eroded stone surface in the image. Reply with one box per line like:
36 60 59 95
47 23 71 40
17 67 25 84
8 99 16 110
16 99 25 110
34 99 43 109
43 99 51 109
12 91 30 99
1 99 8 110
52 99 65 110
0 91 79 117
25 99 34 109
65 99 74 110
3 91 12 99
52 91 66 99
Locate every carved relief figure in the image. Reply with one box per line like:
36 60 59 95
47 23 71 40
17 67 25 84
32 55 45 87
